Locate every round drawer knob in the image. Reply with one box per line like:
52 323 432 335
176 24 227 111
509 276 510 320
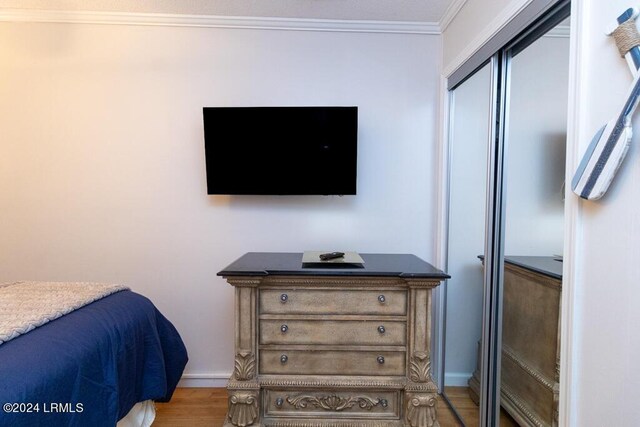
377 356 385 364
380 398 388 408
378 294 386 303
280 293 288 303
378 325 386 334
280 324 288 333
280 354 288 364
275 397 284 408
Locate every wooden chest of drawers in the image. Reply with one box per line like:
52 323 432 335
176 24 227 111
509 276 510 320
219 252 447 427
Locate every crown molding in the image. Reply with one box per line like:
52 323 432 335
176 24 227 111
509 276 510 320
443 0 533 77
0 8 440 34
438 0 468 32
544 24 570 38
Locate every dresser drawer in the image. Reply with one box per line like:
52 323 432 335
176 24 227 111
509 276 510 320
264 388 400 419
260 320 406 346
260 289 407 316
260 350 406 376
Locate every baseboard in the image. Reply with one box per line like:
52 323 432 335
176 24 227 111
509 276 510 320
444 372 473 387
178 372 231 388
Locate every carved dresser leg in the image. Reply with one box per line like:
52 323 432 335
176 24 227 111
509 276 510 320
405 393 440 427
224 279 261 427
406 350 440 427
226 378 260 427
226 389 259 427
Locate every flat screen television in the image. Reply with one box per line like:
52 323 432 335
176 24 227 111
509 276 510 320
203 106 358 195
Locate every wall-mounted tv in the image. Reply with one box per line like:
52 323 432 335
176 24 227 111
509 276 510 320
203 106 358 195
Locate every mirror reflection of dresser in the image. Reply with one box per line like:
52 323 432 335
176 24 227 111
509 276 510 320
469 256 562 427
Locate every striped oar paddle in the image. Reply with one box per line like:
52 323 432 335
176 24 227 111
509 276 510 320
572 9 640 200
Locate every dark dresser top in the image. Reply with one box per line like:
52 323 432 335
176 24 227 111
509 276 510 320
504 256 563 280
218 252 449 279
479 255 563 280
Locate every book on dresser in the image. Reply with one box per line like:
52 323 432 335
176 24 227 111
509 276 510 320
217 252 449 427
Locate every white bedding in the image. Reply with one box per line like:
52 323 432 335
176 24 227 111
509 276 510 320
0 281 128 344
117 400 156 427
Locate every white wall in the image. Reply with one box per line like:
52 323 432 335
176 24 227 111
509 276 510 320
505 35 569 256
566 1 640 425
0 21 442 384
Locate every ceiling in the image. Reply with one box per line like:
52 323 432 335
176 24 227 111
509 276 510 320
0 0 457 23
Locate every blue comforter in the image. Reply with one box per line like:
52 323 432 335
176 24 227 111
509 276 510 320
0 290 188 427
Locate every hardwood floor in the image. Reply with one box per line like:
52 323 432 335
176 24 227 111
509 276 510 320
154 387 502 426
445 386 480 426
444 386 518 427
154 388 228 427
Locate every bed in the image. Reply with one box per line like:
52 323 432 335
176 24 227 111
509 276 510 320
0 282 188 427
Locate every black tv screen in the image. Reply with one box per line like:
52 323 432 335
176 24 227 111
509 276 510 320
203 106 357 195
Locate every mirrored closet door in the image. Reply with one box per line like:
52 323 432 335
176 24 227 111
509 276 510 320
440 1 570 425
499 18 570 427
442 61 493 426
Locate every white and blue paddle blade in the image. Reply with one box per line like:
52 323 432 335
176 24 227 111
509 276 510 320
572 62 640 200
572 119 633 200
